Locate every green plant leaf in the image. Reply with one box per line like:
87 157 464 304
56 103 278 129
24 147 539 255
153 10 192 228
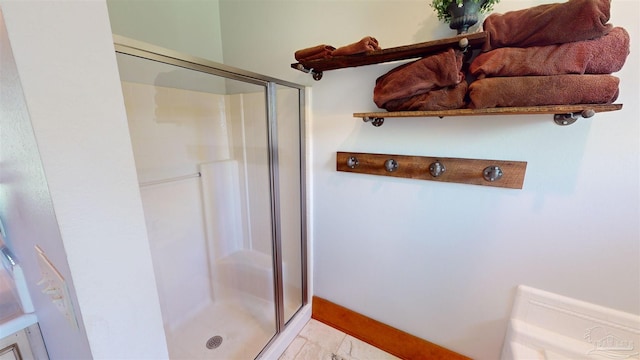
430 0 500 23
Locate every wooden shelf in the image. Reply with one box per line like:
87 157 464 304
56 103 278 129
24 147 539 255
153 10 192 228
292 32 487 79
354 104 623 126
291 34 623 123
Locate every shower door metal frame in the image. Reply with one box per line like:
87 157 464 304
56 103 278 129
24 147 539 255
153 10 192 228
113 35 308 351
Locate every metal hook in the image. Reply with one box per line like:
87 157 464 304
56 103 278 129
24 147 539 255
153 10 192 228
346 156 359 169
483 166 503 182
384 159 399 172
429 161 446 177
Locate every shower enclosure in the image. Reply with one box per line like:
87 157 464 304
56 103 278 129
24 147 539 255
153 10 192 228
113 36 307 359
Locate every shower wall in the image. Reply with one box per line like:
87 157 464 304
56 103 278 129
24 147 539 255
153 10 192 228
122 80 302 331
226 92 272 255
123 81 231 181
124 81 252 324
123 81 228 329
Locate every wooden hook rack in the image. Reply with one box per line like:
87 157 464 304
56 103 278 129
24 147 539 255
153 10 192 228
337 152 527 189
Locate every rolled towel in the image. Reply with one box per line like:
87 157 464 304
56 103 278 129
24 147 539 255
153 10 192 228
381 82 468 111
468 75 619 109
482 0 613 51
294 44 336 62
374 48 464 109
471 27 630 78
331 36 381 56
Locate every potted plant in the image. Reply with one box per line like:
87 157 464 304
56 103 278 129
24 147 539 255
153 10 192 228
431 0 500 34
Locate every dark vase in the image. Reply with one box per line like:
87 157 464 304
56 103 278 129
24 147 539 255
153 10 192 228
447 0 486 34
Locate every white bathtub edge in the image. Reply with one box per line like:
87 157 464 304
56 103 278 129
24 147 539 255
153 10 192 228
502 285 640 360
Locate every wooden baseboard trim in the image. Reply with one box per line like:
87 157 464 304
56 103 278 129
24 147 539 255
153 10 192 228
311 296 470 360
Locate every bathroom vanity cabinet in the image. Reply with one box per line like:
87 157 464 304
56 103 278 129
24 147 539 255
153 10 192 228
0 324 47 360
1 329 33 360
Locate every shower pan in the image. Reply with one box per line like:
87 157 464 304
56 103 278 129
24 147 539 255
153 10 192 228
113 36 307 359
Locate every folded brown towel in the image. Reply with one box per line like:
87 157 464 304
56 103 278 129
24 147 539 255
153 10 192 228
331 36 381 56
294 44 336 62
374 48 464 108
471 27 630 79
381 82 468 111
468 75 619 109
482 0 613 51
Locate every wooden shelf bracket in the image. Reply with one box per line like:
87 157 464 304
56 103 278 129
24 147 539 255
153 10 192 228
292 63 323 80
363 116 384 127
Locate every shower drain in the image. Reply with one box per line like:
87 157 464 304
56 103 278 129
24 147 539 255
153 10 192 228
206 335 223 350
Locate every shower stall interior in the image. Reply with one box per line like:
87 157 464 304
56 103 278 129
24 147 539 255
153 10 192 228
113 36 307 359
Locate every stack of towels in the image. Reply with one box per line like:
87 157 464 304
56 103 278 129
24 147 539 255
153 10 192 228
468 0 629 109
294 36 381 63
373 48 467 111
372 0 629 111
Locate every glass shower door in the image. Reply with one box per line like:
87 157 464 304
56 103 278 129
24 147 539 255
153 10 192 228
116 51 278 359
275 84 305 325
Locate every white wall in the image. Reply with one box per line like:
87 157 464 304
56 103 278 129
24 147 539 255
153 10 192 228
106 0 224 63
0 1 168 358
218 1 640 359
0 9 93 358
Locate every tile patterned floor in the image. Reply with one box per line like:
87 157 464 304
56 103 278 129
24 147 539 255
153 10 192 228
279 319 401 360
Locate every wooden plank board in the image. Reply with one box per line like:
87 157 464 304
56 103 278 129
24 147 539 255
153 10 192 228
312 296 471 360
292 32 487 72
337 152 527 189
354 104 623 119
